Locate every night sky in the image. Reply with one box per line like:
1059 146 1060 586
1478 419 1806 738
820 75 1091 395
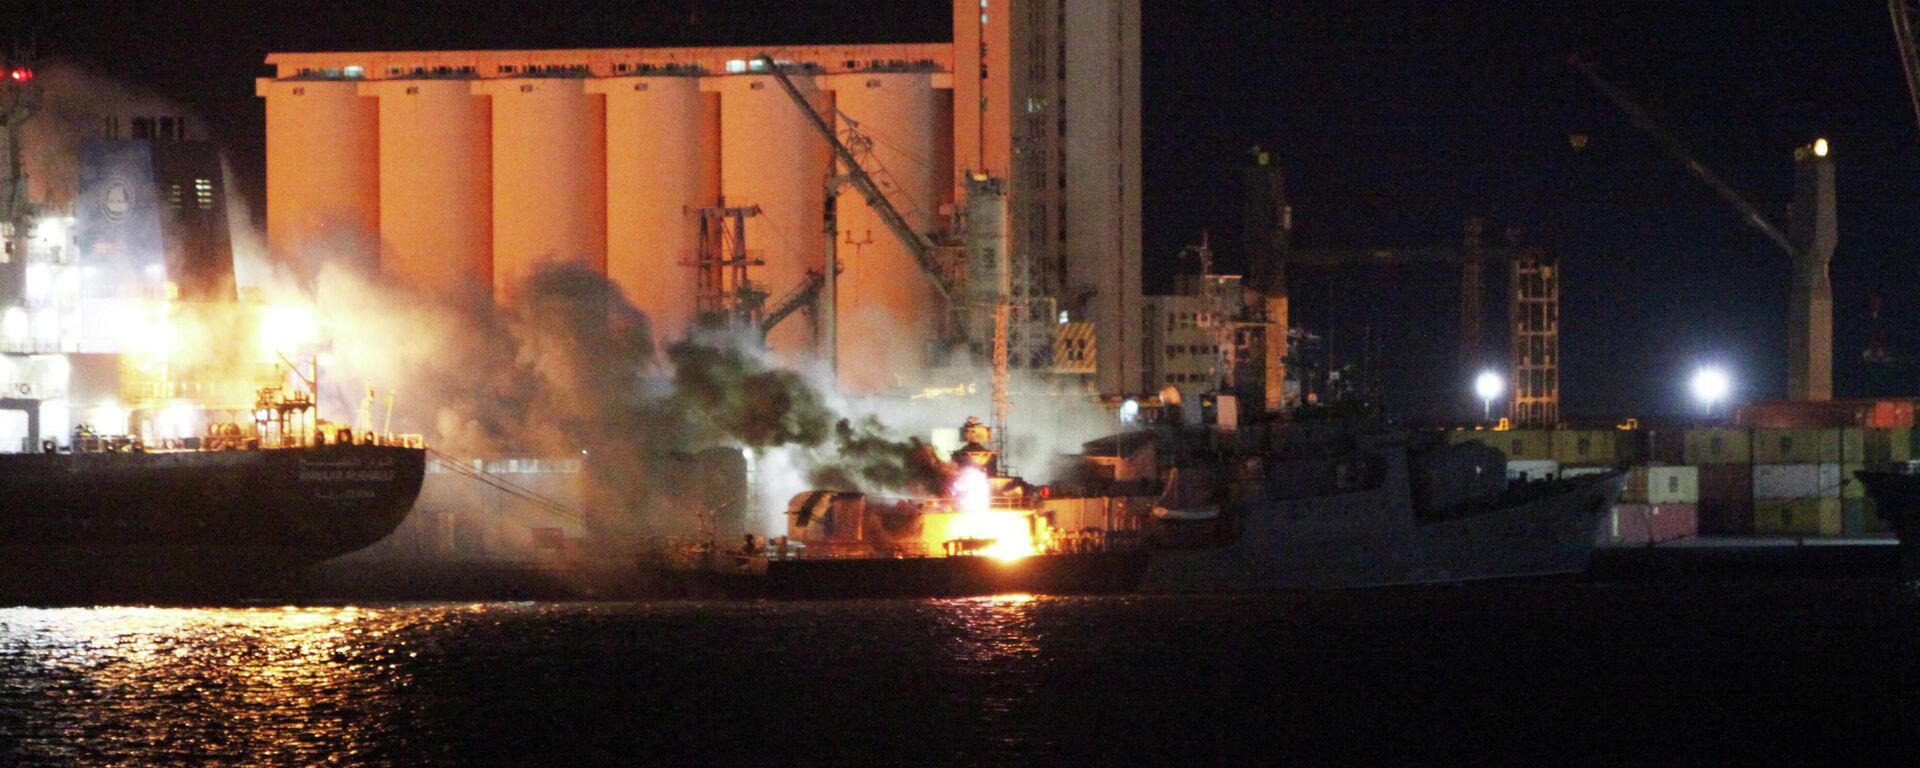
6 1 1917 419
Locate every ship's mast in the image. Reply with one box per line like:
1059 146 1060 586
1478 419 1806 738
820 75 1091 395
1 49 42 329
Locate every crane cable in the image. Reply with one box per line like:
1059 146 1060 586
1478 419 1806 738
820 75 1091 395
427 448 591 523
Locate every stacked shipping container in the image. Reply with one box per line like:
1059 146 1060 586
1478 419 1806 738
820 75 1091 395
1455 419 1917 540
1604 464 1700 544
1682 427 1753 535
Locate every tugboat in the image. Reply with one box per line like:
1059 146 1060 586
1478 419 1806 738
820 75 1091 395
0 386 427 603
655 417 1151 599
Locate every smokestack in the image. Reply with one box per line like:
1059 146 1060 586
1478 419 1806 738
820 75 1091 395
1788 138 1835 401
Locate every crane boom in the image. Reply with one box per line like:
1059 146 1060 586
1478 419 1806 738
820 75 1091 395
1569 55 1798 260
754 55 954 303
1893 0 1920 134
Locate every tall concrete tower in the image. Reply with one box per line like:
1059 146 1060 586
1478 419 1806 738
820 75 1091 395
1787 139 1835 402
1242 150 1290 412
954 0 1144 395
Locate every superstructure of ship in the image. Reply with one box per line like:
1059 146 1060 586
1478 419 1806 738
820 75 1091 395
657 408 1626 599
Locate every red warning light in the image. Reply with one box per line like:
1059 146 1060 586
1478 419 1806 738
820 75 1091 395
6 68 31 83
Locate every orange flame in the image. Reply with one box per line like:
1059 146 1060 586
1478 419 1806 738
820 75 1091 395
947 466 1035 561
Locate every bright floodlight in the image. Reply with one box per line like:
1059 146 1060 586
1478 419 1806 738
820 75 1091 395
1691 367 1732 411
1474 371 1503 401
1474 370 1503 420
1814 137 1829 158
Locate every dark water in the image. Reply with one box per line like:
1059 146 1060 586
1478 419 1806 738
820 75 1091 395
3 583 1918 766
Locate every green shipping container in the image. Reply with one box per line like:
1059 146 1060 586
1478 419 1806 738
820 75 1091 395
1683 427 1751 465
1751 428 1844 464
1842 464 1866 499
1454 429 1552 461
1551 429 1632 465
1842 428 1866 464
1754 498 1844 537
1861 427 1914 464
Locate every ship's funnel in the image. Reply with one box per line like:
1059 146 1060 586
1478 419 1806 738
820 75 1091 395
1787 139 1836 401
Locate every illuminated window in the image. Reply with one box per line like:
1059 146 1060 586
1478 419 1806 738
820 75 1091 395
343 65 364 78
725 59 748 74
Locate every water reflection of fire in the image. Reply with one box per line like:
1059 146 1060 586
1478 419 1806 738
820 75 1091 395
945 466 1035 561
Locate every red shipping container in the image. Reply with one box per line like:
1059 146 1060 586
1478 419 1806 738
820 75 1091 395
1597 503 1699 545
1867 400 1916 429
1696 464 1753 535
1736 400 1859 429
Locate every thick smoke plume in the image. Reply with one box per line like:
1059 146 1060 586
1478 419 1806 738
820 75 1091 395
287 256 986 542
18 61 1127 575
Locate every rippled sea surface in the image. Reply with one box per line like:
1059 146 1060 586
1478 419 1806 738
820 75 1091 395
3 583 1919 766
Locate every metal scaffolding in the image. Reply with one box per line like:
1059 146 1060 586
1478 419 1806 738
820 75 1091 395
1508 255 1560 427
686 205 767 326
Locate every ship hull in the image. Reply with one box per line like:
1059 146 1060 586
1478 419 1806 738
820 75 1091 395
1140 473 1627 592
0 445 426 602
1854 470 1920 577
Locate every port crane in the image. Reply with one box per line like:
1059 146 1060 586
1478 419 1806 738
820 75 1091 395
753 54 1017 453
1569 55 1836 401
1877 0 1920 368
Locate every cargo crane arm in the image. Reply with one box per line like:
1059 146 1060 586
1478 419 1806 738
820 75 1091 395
759 270 826 337
1893 0 1920 134
1569 55 1798 260
753 54 955 304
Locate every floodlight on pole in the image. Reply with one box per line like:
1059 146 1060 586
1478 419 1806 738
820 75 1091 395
1474 370 1504 421
1691 366 1732 416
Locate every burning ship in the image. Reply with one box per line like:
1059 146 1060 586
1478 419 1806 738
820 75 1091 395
0 62 424 601
659 411 1625 599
